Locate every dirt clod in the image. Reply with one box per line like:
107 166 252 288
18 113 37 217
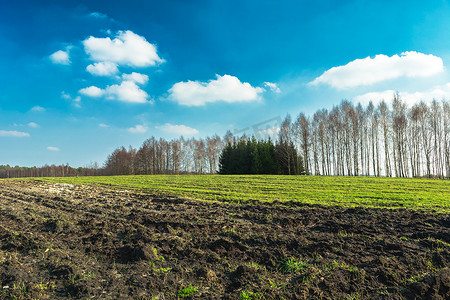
405 268 450 300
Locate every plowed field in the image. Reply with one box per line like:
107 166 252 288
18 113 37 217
0 180 448 299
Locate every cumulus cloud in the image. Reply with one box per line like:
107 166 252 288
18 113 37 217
79 81 150 103
31 106 45 112
122 72 149 85
310 51 444 89
264 82 281 93
128 124 148 134
28 122 39 128
0 130 30 137
353 90 398 106
86 62 119 76
156 123 199 136
47 146 60 151
83 30 164 67
79 86 105 97
99 123 110 128
354 83 450 106
168 74 264 106
257 126 280 137
105 81 150 103
50 50 70 65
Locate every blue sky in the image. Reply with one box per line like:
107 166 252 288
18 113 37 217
1 0 450 167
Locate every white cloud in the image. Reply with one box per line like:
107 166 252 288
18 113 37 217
79 81 150 103
122 72 149 85
28 122 39 128
89 12 107 18
105 81 150 103
354 83 450 106
168 74 264 106
257 126 280 137
61 92 81 104
99 123 109 128
156 123 199 136
264 82 281 93
353 90 398 106
128 124 148 134
310 51 444 89
31 106 45 112
0 130 30 137
86 62 119 76
50 50 70 65
83 30 164 67
47 146 60 151
61 91 71 100
79 86 105 97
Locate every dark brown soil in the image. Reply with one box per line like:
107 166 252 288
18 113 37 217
0 179 448 299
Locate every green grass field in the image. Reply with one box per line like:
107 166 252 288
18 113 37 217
32 175 450 213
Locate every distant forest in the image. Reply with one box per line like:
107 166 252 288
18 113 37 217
219 139 304 175
1 95 449 178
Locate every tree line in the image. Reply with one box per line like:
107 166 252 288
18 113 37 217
0 164 101 178
290 96 449 178
218 138 305 175
1 95 448 178
103 135 223 175
93 94 450 178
